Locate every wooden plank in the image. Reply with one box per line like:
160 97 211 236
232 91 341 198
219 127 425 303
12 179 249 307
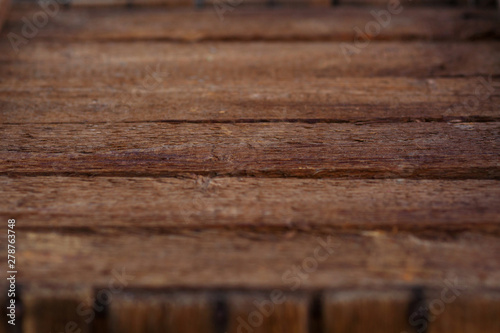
108 290 310 333
1 177 500 232
1 40 498 124
2 6 498 42
22 287 93 333
1 76 498 124
108 291 217 333
226 292 310 333
427 290 500 333
0 122 499 178
323 289 500 333
323 290 415 333
3 42 498 79
3 230 500 289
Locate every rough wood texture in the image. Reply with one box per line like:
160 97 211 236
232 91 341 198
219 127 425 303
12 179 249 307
1 77 499 124
6 39 500 77
2 41 499 79
3 6 499 42
1 2 499 331
1 177 499 233
1 122 499 178
1 41 498 124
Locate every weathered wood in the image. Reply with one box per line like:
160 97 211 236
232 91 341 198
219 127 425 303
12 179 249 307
3 41 498 79
1 2 499 331
1 76 498 124
3 230 500 289
3 6 498 42
1 39 498 124
1 177 500 232
1 122 499 178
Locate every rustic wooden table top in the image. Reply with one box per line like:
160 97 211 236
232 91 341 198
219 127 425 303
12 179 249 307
0 1 499 332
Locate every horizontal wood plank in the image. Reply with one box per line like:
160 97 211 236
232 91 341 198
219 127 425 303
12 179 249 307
1 122 499 178
1 76 499 124
3 230 500 289
1 40 498 124
3 41 498 79
3 6 499 42
1 177 499 232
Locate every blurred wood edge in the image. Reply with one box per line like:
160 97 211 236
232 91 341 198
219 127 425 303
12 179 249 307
0 0 10 34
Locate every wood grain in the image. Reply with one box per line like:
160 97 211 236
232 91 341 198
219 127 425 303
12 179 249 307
1 2 499 331
1 122 499 178
2 76 499 124
3 230 499 289
3 41 498 79
0 40 498 124
13 286 500 332
3 6 498 42
1 177 499 232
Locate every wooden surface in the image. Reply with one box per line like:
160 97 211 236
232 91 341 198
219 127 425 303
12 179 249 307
0 1 499 332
